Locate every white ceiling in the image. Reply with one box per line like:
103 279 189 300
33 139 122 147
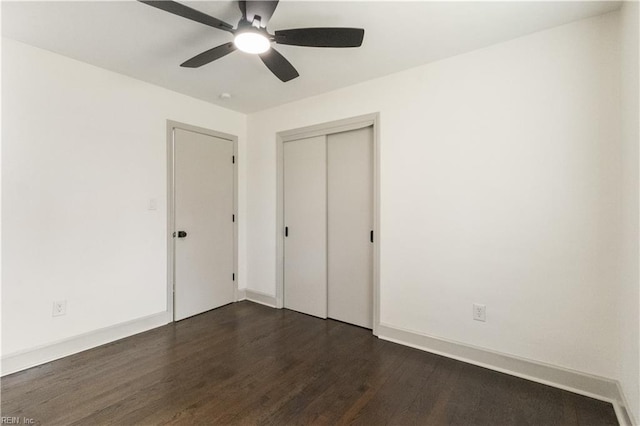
2 1 620 113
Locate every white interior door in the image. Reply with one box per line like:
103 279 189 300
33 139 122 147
327 127 374 328
174 128 234 321
283 136 327 318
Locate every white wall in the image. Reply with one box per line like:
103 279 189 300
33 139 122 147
619 1 640 422
246 12 622 379
1 38 247 356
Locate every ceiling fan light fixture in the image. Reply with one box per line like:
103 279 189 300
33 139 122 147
234 31 270 54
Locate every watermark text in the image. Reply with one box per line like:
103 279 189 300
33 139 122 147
1 417 35 424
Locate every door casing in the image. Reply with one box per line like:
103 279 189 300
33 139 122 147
275 113 380 335
167 120 239 321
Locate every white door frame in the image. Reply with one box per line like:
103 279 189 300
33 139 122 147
167 120 239 321
275 113 381 335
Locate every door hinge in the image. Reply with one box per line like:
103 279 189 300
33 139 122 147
232 273 235 281
232 155 235 164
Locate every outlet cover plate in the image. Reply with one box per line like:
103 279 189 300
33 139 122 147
53 300 67 317
473 303 486 322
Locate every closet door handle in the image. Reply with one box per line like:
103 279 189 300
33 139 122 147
370 230 374 243
285 226 289 237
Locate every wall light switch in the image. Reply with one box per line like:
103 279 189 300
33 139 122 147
148 198 158 211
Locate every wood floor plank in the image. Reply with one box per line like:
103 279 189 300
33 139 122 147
1 302 619 426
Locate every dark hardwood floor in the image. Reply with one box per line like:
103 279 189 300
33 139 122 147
1 301 618 425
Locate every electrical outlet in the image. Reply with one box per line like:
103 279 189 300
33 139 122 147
473 303 486 322
53 300 67 317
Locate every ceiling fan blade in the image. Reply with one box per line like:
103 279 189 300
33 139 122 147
139 1 234 33
275 28 365 47
259 48 299 82
240 1 279 27
180 42 237 68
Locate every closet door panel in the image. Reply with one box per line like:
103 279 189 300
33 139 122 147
283 136 327 318
327 127 374 328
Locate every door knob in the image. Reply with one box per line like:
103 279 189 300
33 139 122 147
174 231 187 238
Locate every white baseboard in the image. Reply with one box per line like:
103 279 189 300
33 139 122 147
245 289 277 307
377 323 631 426
1 311 171 376
236 289 247 301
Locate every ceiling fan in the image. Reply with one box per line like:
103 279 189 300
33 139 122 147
139 0 365 82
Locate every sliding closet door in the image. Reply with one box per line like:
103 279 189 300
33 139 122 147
283 136 327 318
327 127 374 328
